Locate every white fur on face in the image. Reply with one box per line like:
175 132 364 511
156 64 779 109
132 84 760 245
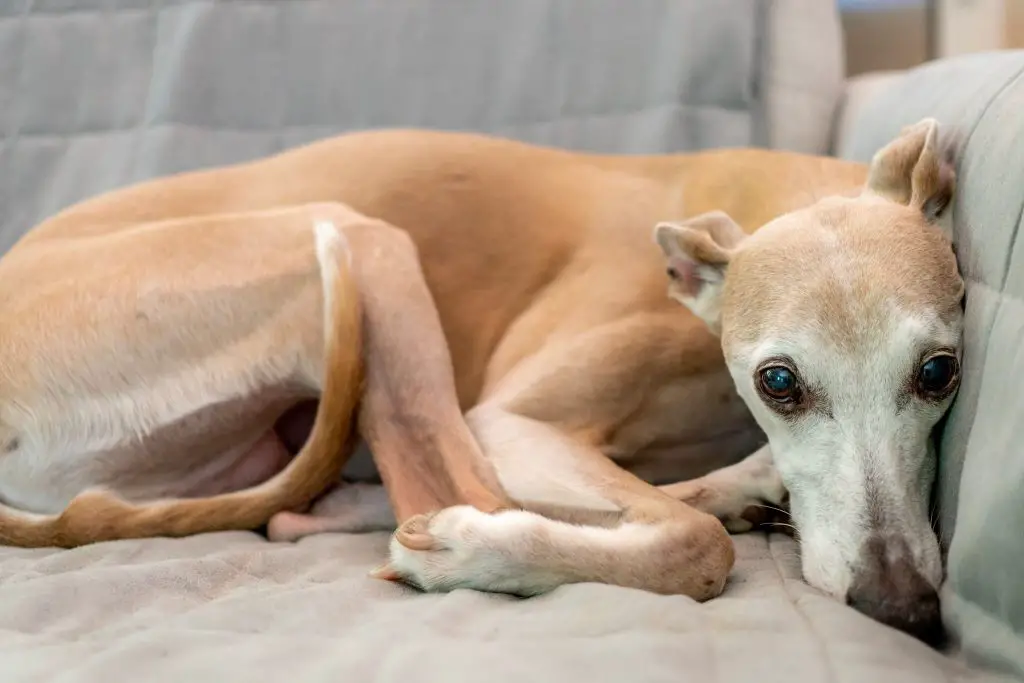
726 306 961 600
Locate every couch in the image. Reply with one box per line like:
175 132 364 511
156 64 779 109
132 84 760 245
0 2 1020 682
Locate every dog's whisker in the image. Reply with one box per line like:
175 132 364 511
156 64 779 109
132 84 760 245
751 503 792 518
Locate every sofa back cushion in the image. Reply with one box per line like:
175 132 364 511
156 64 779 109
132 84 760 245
0 0 843 251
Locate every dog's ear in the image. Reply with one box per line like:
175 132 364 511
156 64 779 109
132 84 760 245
865 117 956 221
653 210 746 334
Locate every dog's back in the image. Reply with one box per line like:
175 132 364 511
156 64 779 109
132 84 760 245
18 129 868 405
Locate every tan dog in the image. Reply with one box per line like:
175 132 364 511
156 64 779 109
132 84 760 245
0 118 959 646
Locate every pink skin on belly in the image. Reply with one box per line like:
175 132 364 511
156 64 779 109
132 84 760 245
193 401 320 497
227 430 294 490
182 401 319 499
186 430 293 497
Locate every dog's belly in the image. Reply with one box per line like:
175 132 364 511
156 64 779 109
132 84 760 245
176 428 294 498
0 392 310 514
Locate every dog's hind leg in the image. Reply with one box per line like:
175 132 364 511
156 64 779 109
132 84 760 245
0 205 365 548
266 221 516 541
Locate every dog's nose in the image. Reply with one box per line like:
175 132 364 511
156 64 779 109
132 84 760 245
845 538 946 647
846 577 944 646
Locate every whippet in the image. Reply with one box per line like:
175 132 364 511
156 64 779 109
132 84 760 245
0 118 960 646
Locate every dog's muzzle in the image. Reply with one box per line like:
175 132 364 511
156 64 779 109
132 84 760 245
845 535 945 647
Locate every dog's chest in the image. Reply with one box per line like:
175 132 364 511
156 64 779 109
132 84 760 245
604 370 764 483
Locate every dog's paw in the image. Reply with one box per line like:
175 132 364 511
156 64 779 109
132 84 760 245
734 493 792 535
267 483 397 542
370 506 557 596
704 462 790 534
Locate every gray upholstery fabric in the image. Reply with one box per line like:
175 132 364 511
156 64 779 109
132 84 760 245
0 0 844 253
0 532 1013 683
839 50 1024 681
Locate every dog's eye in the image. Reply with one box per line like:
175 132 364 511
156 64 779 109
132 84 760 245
758 365 798 402
917 353 959 397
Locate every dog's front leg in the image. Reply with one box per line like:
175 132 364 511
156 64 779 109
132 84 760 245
350 224 515 520
657 445 791 534
373 315 735 600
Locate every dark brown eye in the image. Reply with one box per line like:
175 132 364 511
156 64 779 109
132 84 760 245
758 365 799 403
917 353 959 398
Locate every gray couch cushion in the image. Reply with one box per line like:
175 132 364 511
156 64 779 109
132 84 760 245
839 50 1024 680
0 0 844 252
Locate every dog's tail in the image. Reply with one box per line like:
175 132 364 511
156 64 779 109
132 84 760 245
0 220 364 548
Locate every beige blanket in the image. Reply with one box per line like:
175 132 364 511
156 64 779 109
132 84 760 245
0 531 1008 683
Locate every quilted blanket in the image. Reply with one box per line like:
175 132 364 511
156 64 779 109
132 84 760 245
0 531 1009 683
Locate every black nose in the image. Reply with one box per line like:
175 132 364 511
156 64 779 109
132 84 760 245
846 537 947 648
846 581 945 647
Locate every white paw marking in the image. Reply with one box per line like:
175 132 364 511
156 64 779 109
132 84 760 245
382 506 562 596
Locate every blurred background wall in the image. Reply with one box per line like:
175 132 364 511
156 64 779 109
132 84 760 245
841 0 1022 76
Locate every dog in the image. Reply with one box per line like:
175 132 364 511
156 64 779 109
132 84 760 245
0 118 960 646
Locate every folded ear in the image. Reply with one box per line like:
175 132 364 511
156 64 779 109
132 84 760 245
865 117 956 221
653 210 747 335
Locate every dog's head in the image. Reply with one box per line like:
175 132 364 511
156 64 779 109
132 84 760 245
655 118 963 645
